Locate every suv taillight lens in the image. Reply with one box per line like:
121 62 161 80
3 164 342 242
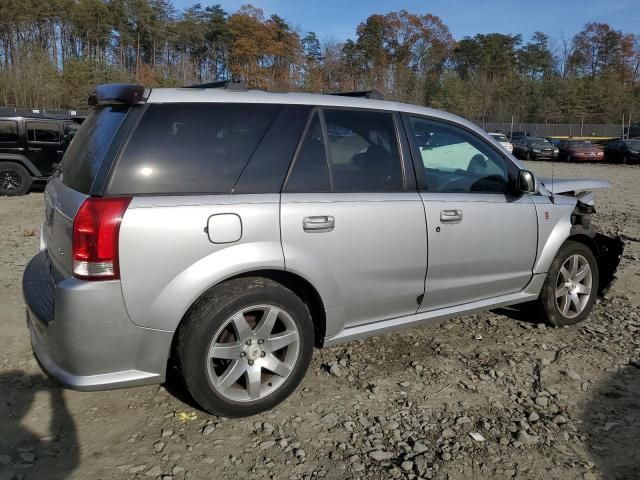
72 197 131 280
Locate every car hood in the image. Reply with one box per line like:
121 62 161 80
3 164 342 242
540 178 611 194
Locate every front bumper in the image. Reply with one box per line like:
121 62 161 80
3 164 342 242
23 251 173 391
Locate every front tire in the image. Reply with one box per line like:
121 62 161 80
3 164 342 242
176 277 314 417
539 241 599 326
0 162 32 196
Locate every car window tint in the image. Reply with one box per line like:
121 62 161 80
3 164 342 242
324 109 403 192
26 121 60 143
109 103 281 195
409 117 509 193
59 105 130 194
0 120 18 142
285 112 331 192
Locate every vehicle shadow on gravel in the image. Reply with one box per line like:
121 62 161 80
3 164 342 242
0 371 78 480
492 303 545 324
582 365 640 479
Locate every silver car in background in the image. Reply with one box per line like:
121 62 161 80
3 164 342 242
488 132 513 153
22 83 623 417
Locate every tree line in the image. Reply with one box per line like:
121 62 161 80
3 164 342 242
0 0 639 123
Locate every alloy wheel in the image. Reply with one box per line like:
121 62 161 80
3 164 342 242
555 254 592 319
1 170 21 192
205 304 300 402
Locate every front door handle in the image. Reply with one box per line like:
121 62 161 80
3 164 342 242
440 209 463 223
303 215 335 233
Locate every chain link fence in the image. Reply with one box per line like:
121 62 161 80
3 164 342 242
471 114 638 140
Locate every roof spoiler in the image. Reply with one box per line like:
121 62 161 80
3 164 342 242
88 84 147 106
184 79 248 91
330 90 384 100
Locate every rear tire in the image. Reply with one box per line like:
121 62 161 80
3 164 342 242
0 162 31 196
539 241 599 326
176 277 314 417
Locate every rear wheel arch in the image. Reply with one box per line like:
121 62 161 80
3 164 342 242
173 269 327 351
0 155 40 176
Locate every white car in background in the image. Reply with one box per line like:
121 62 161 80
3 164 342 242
489 132 513 153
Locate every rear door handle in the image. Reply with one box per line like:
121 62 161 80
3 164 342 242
440 209 463 223
303 216 335 232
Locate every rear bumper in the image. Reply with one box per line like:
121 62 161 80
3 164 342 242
23 251 173 391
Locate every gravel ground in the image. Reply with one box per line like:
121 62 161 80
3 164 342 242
0 162 639 480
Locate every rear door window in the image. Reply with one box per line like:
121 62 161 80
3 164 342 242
285 112 331 193
0 120 18 143
108 103 281 195
285 108 404 193
26 121 61 143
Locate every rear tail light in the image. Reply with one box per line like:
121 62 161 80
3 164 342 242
72 197 131 280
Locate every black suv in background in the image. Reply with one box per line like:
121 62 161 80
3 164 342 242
603 138 640 164
512 136 558 161
0 112 84 195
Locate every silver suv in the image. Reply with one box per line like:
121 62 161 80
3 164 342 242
22 83 623 417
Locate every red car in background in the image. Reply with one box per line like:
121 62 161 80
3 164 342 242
557 140 604 162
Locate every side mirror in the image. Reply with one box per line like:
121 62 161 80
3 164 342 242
518 169 537 193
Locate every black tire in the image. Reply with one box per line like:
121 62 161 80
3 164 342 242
623 153 630 165
526 151 532 161
0 162 32 196
176 277 314 417
539 241 599 327
566 155 572 163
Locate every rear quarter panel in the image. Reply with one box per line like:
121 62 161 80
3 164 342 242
118 194 284 331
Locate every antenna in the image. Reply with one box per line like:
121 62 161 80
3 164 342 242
550 115 556 203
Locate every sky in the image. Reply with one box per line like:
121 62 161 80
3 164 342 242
172 0 640 44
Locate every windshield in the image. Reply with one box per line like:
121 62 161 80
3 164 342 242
490 134 509 142
58 106 130 194
626 140 640 150
528 138 551 146
568 141 594 148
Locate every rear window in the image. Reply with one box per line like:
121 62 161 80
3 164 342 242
58 106 130 194
108 103 281 195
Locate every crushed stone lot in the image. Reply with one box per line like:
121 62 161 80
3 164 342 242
1 161 639 480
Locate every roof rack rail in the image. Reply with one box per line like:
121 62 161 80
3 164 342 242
0 107 88 119
184 79 248 91
329 90 384 100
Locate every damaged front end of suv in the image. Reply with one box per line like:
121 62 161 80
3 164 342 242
541 178 625 297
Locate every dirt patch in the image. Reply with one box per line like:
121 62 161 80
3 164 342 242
0 162 639 480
